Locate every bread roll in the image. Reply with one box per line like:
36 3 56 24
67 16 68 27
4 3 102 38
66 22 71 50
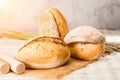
16 37 70 69
39 8 69 39
64 26 105 60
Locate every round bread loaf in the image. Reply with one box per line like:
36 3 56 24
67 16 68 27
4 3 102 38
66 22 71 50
64 26 105 60
16 37 70 69
39 8 69 39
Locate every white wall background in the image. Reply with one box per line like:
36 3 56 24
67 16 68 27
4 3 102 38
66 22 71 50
0 0 120 32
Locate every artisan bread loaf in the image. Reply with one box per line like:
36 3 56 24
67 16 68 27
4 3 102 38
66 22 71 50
16 37 70 69
64 26 105 60
39 8 69 39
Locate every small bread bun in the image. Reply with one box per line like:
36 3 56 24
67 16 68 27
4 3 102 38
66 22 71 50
64 26 105 60
39 8 69 39
16 37 70 69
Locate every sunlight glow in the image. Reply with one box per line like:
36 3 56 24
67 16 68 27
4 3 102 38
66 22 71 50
0 0 6 7
0 0 11 10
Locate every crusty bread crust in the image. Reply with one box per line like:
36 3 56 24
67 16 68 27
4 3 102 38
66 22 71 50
50 8 69 39
64 26 105 44
39 8 69 39
69 42 105 60
64 26 105 60
39 9 59 38
16 37 70 69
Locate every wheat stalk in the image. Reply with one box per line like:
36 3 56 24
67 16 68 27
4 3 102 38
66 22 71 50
0 28 38 40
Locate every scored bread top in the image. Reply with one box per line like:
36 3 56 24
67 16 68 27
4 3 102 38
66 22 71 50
49 8 69 39
64 26 105 44
19 36 66 51
39 9 59 38
39 8 69 39
16 37 70 68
